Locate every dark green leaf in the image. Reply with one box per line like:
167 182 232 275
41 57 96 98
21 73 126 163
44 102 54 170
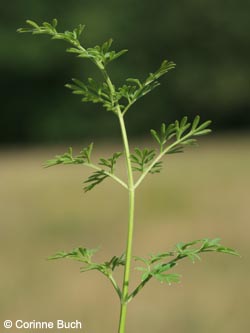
84 170 108 192
99 152 122 173
131 148 161 173
106 253 126 271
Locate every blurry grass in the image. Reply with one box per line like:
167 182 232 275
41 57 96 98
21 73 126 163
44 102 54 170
0 134 249 333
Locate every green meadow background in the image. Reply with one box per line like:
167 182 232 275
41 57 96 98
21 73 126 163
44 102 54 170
1 1 250 332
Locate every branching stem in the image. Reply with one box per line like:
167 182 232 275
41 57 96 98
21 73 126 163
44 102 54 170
99 68 135 333
122 101 135 116
128 255 183 302
117 111 135 333
106 273 122 299
85 162 128 189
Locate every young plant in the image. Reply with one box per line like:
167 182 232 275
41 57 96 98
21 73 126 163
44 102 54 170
18 19 239 333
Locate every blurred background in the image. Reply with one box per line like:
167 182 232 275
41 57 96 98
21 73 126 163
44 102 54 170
0 0 249 332
1 0 250 143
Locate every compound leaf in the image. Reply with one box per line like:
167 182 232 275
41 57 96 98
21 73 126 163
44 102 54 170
44 144 93 168
117 60 175 112
99 152 123 173
150 116 212 157
83 151 123 192
130 148 162 174
83 170 108 192
48 247 98 263
105 253 126 271
66 77 115 112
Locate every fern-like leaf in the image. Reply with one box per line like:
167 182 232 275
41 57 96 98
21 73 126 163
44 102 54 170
117 60 175 113
151 116 212 156
83 170 108 192
66 78 115 111
130 148 162 174
99 152 123 173
83 152 123 191
44 144 93 167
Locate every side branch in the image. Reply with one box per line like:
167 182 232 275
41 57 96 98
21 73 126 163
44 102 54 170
127 255 182 302
128 238 239 301
134 136 187 189
107 274 122 299
44 146 128 190
85 163 128 190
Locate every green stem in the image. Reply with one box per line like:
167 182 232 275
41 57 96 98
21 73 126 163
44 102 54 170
128 255 186 302
99 66 135 333
117 111 135 333
85 163 128 189
122 101 135 116
127 275 151 302
107 274 122 299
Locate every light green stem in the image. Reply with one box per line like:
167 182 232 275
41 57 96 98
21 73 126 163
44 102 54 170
117 111 135 333
107 274 122 299
100 67 135 333
84 162 128 189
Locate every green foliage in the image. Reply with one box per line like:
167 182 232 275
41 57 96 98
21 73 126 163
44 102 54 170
8 3 249 145
83 170 108 192
130 148 162 174
17 19 127 72
44 144 93 167
18 18 239 333
49 247 125 298
83 151 123 192
151 115 212 155
48 246 98 263
17 19 84 47
49 247 125 274
44 145 124 192
65 59 176 114
105 253 126 271
99 152 123 173
117 60 175 113
18 19 174 117
135 257 179 285
133 238 239 294
150 123 176 153
175 238 239 262
65 78 115 111
67 38 128 67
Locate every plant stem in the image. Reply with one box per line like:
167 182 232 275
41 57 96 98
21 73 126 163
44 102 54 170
107 274 122 299
84 162 128 189
117 111 135 333
127 275 151 302
99 66 135 333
